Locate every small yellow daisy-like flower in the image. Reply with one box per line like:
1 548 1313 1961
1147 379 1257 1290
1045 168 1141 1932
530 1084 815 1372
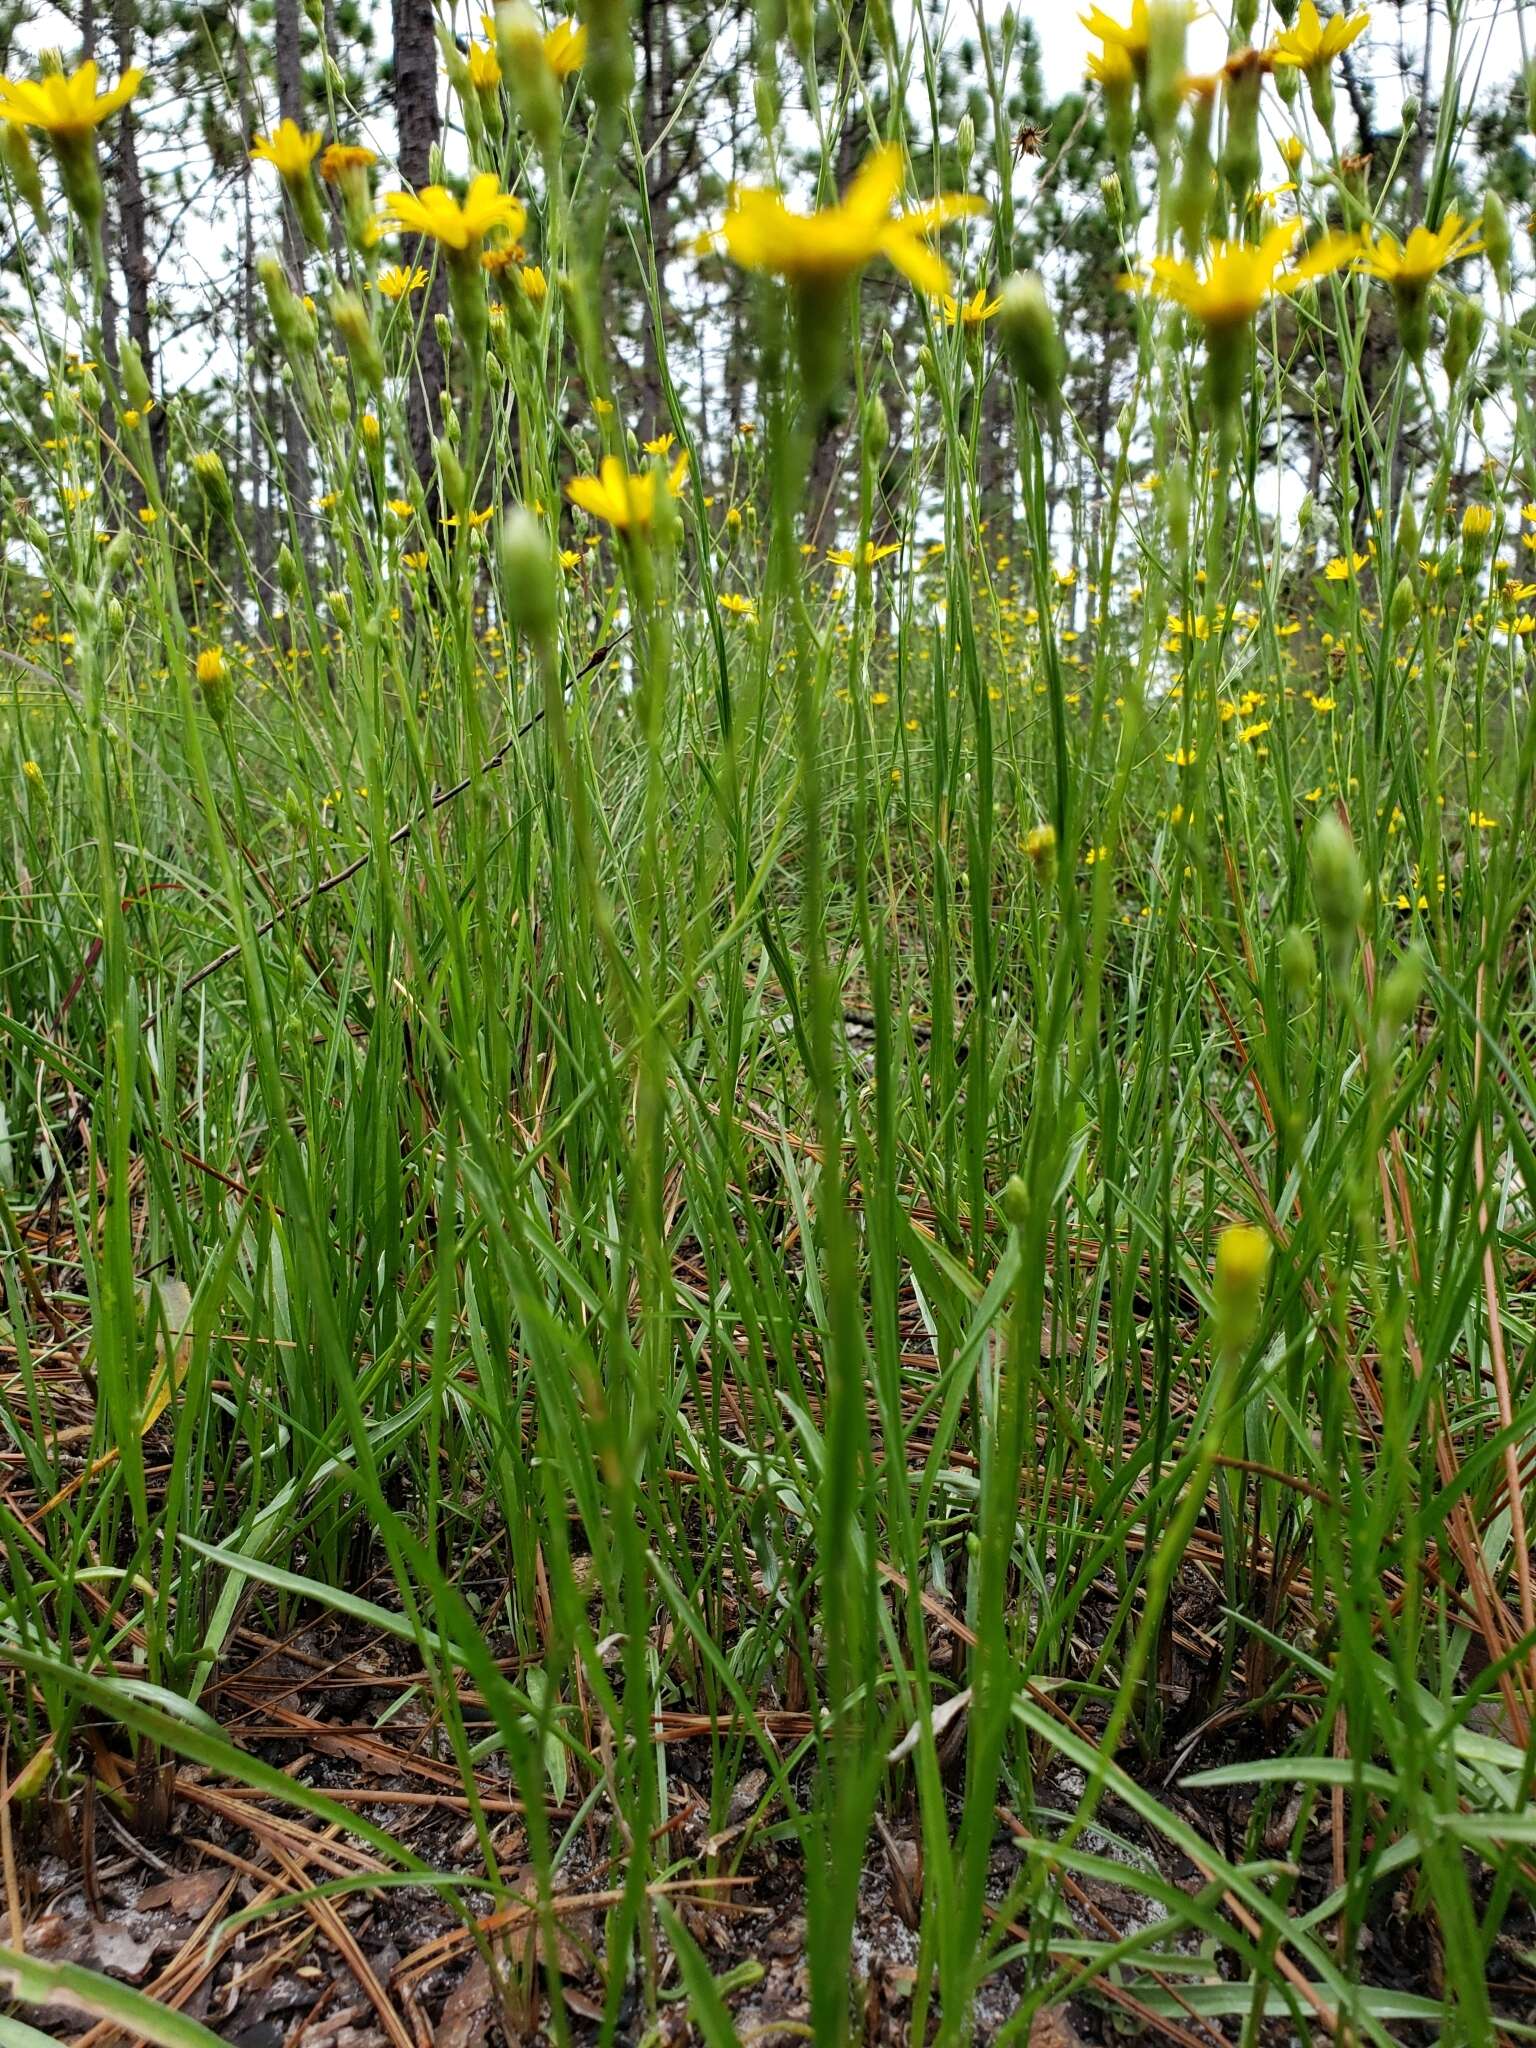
0 58 143 140
542 19 588 77
196 647 226 686
643 432 676 456
518 263 548 300
384 173 525 254
941 285 1002 327
710 144 983 297
719 592 758 622
1324 551 1368 580
250 118 322 180
1269 0 1369 72
386 497 415 519
1128 217 1358 330
566 453 689 533
467 43 502 89
377 264 429 299
319 141 377 182
825 540 900 568
137 504 158 525
1357 213 1481 289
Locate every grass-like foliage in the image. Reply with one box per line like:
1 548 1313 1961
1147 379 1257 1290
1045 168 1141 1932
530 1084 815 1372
2 2 1536 2041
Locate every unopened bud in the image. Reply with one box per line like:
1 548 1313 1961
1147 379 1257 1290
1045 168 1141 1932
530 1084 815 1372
1378 946 1425 1041
1483 189 1512 294
1309 813 1364 970
998 271 1063 411
499 506 558 641
1279 923 1315 1000
332 290 385 391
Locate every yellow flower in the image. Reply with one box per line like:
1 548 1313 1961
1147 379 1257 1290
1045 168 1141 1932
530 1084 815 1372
1130 218 1358 329
1357 213 1481 288
319 141 377 182
250 118 322 180
825 540 900 567
384 173 525 254
1269 0 1369 71
1324 551 1368 579
642 433 676 455
713 144 983 297
0 59 143 139
196 647 226 686
386 497 415 518
518 263 548 300
1087 38 1137 90
1081 0 1154 66
377 264 429 299
1461 503 1494 539
542 19 588 76
137 504 158 525
566 453 689 533
941 286 1002 326
718 592 758 621
467 43 502 89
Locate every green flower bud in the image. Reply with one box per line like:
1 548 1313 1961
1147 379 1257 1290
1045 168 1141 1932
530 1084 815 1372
862 393 889 461
1143 0 1189 144
1483 189 1512 295
435 439 468 515
331 289 385 391
191 449 234 521
1309 813 1364 971
1378 946 1425 1041
499 506 558 642
1279 923 1315 1000
1395 496 1418 567
0 124 45 225
1390 574 1416 635
998 270 1063 411
496 0 563 156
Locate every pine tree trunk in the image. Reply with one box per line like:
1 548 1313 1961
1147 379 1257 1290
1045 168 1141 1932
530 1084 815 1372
274 0 313 543
112 0 163 486
392 0 446 499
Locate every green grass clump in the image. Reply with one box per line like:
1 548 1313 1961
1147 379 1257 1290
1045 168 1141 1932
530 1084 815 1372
2 5 1536 2043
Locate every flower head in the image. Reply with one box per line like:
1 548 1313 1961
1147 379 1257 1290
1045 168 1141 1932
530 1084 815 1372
319 141 377 182
250 118 322 180
468 42 503 89
1357 212 1482 289
1130 218 1357 329
712 144 983 296
483 12 587 76
385 172 525 254
567 452 689 533
0 59 143 140
377 263 429 299
542 19 588 76
1269 0 1369 71
942 285 1002 327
